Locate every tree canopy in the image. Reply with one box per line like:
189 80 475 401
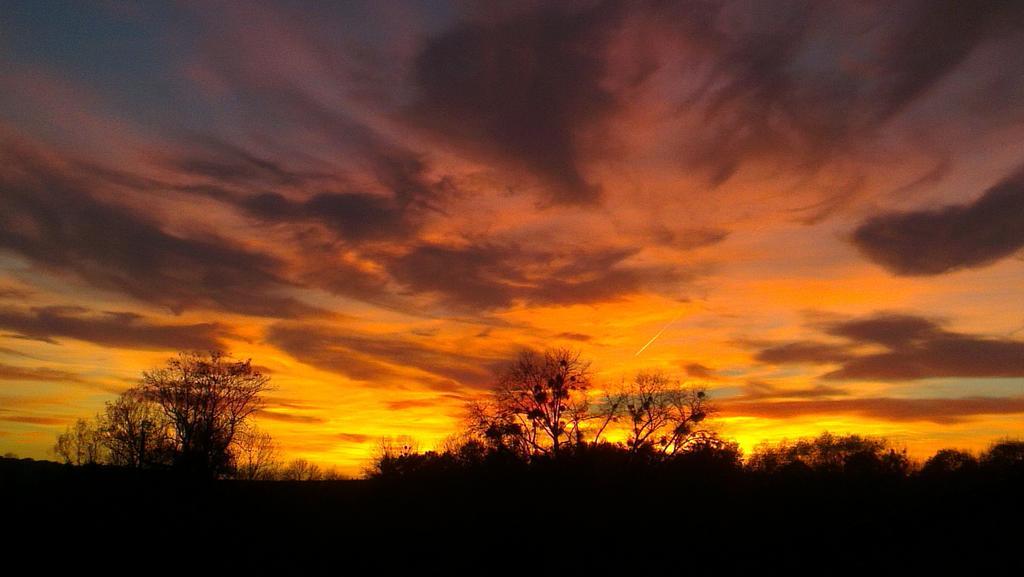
141 351 270 477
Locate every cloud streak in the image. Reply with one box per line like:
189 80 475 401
387 242 693 311
266 322 500 390
0 363 89 384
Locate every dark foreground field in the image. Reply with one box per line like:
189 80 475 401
4 456 1021 573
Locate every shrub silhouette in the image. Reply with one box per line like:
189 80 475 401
978 439 1024 480
920 449 977 477
745 432 909 477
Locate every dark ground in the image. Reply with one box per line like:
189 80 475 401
4 457 1021 573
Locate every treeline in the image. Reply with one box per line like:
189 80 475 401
370 428 1024 482
51 347 1024 483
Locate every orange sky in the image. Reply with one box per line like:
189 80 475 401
1 1 1023 475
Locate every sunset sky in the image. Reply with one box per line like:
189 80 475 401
2 1 1023 474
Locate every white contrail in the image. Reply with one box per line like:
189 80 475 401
634 312 682 357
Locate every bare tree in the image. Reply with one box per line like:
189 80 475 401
233 425 280 480
366 435 422 477
97 387 171 469
589 384 628 445
465 398 532 456
604 371 712 455
320 466 344 480
281 458 323 481
141 351 271 477
54 417 104 465
475 348 592 458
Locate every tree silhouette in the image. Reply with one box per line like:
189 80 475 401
54 417 104 465
980 439 1024 473
97 387 172 469
234 425 280 480
471 348 591 458
281 458 323 481
748 432 909 476
601 370 712 455
367 435 422 477
141 351 270 477
920 448 977 477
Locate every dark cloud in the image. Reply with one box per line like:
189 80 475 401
240 191 412 243
0 347 37 359
266 322 499 389
168 131 446 246
869 0 1023 121
0 305 229 351
384 392 468 412
265 324 398 383
666 228 731 251
408 3 626 205
755 313 1024 381
337 432 370 443
0 285 31 299
400 1 1024 206
722 396 1024 425
183 0 455 208
386 399 440 411
557 332 592 342
386 242 691 310
677 0 1024 188
0 363 88 384
255 410 325 425
0 413 68 426
683 362 717 379
292 252 392 305
739 381 847 401
0 139 316 318
679 0 825 185
852 164 1024 275
824 314 943 348
263 396 318 411
35 132 451 309
384 243 529 309
829 338 1024 382
168 137 326 188
755 342 854 365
